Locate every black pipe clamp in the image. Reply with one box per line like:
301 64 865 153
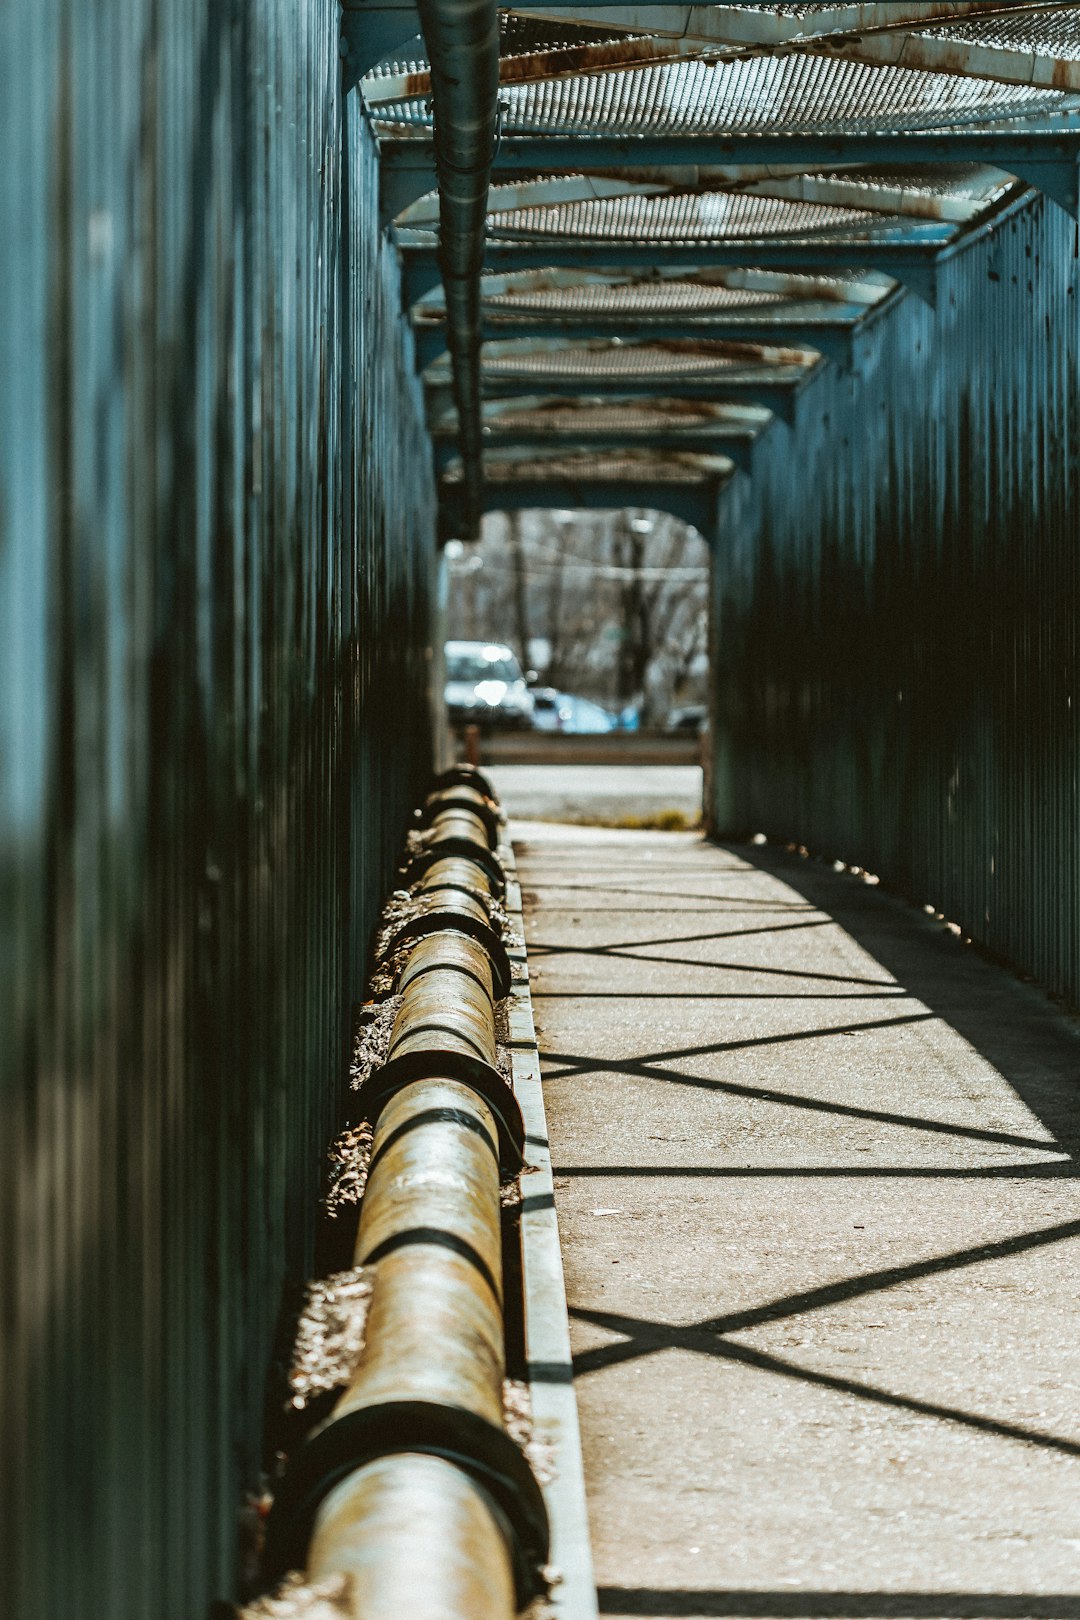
353 1047 525 1173
263 1398 550 1605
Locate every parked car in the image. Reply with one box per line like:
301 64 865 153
561 695 617 733
666 704 708 734
531 687 574 732
444 640 535 730
531 688 617 734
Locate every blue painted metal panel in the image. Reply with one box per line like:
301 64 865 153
0 7 436 1617
711 189 1080 1004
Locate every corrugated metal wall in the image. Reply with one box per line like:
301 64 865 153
711 190 1080 1003
0 5 436 1617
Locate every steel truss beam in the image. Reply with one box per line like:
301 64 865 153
399 232 948 307
365 7 1080 106
426 370 810 423
433 423 758 475
439 476 723 542
501 2 1021 33
412 310 862 369
380 128 1080 221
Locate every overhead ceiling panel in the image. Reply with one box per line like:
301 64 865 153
478 400 762 429
449 451 725 482
928 7 1080 57
477 343 813 379
479 393 774 423
504 3 1070 50
483 279 792 312
384 51 1073 136
813 5 1080 89
485 189 884 239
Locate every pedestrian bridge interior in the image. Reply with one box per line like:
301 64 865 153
8 4 1080 1619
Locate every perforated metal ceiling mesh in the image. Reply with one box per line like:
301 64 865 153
397 1 1080 513
481 345 807 378
486 404 748 431
387 51 1069 135
488 190 885 242
364 12 636 79
783 163 1009 200
465 453 718 483
921 8 1080 58
483 281 790 315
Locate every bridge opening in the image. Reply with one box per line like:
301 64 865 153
442 505 710 827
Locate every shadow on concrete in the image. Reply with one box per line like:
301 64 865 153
524 833 1080 1610
722 841 1080 1160
538 1032 1057 1154
596 1592 1080 1617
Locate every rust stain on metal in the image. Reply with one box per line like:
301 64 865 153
494 35 690 87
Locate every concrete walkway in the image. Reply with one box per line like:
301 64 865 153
488 764 703 825
515 823 1080 1620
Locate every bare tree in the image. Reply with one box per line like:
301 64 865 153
508 512 531 673
446 507 709 721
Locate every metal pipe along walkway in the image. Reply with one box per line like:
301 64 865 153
516 822 1080 1620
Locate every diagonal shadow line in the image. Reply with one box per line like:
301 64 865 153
530 919 836 956
530 904 815 915
553 1161 1077 1180
530 944 897 987
539 1032 1058 1153
554 1011 927 1071
531 991 910 1002
569 1314 1080 1459
521 881 821 906
532 898 823 915
722 1336 1080 1459
700 1214 1080 1335
569 1215 1080 1378
570 1320 1080 1459
595 1589 1080 1616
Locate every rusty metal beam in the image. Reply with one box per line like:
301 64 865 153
500 3 1072 49
399 229 948 308
412 304 866 370
435 421 759 473
806 15 1080 94
363 30 716 106
426 366 810 424
364 4 1080 107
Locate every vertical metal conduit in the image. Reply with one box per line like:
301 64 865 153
415 0 499 538
263 768 547 1618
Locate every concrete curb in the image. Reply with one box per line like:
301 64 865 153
499 835 598 1620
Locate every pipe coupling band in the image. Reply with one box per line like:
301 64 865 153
354 1049 525 1172
405 840 505 895
383 911 511 999
430 764 497 798
420 793 501 846
263 1399 550 1604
